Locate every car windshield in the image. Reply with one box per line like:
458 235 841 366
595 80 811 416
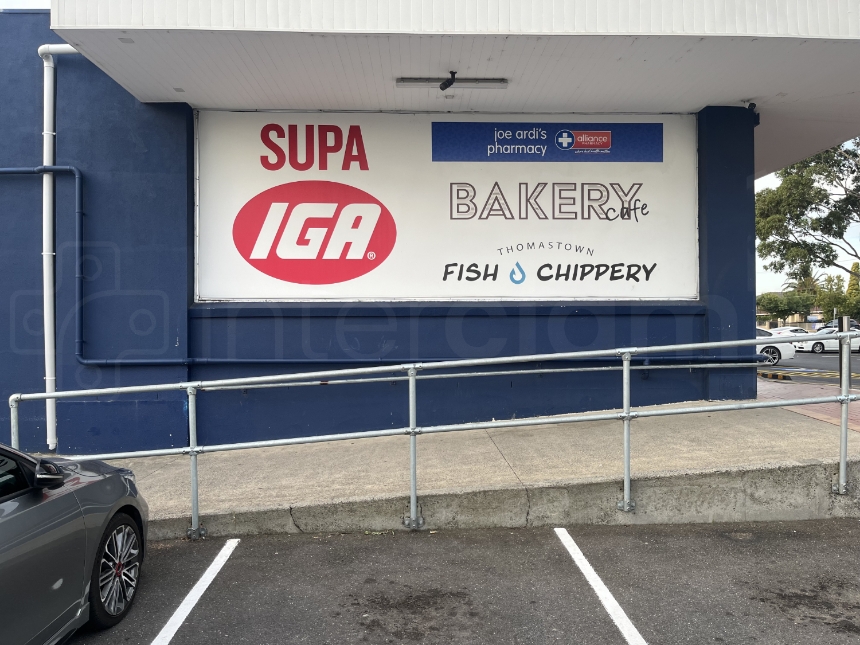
0 442 36 466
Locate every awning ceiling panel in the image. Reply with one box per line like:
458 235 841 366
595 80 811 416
52 0 860 176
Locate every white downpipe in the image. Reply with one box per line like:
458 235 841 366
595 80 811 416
38 43 78 451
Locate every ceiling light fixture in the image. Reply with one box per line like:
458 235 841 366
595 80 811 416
396 76 508 89
439 71 456 91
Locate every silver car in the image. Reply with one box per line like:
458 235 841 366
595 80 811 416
0 442 148 645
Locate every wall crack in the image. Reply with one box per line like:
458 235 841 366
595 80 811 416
288 505 305 533
485 430 531 527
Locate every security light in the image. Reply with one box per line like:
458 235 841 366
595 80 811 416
748 102 761 126
395 76 508 89
439 71 456 91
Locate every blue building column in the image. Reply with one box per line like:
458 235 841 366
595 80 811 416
697 106 758 400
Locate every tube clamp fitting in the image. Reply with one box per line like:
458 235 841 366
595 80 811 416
402 512 425 530
186 526 207 540
832 482 849 495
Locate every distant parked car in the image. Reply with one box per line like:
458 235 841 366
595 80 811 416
818 319 860 330
794 327 860 353
756 328 796 365
769 327 809 336
0 442 147 645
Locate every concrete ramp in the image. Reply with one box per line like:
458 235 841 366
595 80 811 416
124 382 860 539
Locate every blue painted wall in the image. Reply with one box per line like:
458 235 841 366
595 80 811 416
698 106 758 401
1 11 190 452
0 12 756 453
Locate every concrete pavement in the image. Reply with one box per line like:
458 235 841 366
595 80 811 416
109 378 860 539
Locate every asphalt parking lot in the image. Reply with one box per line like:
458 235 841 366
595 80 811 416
769 351 857 384
68 520 860 645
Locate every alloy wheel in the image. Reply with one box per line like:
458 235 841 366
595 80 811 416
98 524 140 616
762 347 780 364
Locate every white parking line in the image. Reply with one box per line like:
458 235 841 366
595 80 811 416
554 528 648 645
150 538 240 645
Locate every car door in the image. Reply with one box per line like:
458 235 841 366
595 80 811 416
822 330 840 351
755 328 771 354
0 448 87 645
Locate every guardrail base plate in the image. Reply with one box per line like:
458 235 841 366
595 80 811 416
186 526 208 540
831 483 849 495
402 515 425 530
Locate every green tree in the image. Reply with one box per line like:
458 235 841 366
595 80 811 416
782 265 822 295
816 274 847 319
756 138 860 280
847 262 860 298
845 295 860 321
756 291 815 322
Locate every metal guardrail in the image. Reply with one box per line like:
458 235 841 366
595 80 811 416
8 332 857 538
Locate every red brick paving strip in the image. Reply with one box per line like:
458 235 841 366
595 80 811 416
757 379 860 431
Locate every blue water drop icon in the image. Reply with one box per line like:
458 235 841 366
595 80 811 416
509 262 526 284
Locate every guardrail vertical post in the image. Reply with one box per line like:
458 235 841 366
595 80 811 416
10 398 19 449
186 387 206 539
835 332 850 495
404 366 424 530
617 352 635 512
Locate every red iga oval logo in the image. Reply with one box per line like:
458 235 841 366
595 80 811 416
233 181 396 284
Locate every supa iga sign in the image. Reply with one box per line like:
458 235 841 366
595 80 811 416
233 180 396 284
196 112 699 301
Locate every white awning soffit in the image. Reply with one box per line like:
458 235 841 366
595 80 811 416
51 0 860 176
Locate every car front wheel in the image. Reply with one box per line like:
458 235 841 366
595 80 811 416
761 346 781 365
89 512 142 629
812 342 825 354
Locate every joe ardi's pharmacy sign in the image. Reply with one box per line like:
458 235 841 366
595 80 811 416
196 112 698 301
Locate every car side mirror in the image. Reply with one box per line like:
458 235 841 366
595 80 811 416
35 460 64 487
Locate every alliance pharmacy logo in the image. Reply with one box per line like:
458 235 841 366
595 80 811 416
232 181 396 284
555 130 612 151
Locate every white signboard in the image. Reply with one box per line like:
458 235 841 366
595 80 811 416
196 111 698 301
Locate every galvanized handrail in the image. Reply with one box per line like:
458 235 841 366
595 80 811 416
8 331 855 539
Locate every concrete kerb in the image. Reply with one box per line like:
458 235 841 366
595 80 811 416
146 459 860 540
